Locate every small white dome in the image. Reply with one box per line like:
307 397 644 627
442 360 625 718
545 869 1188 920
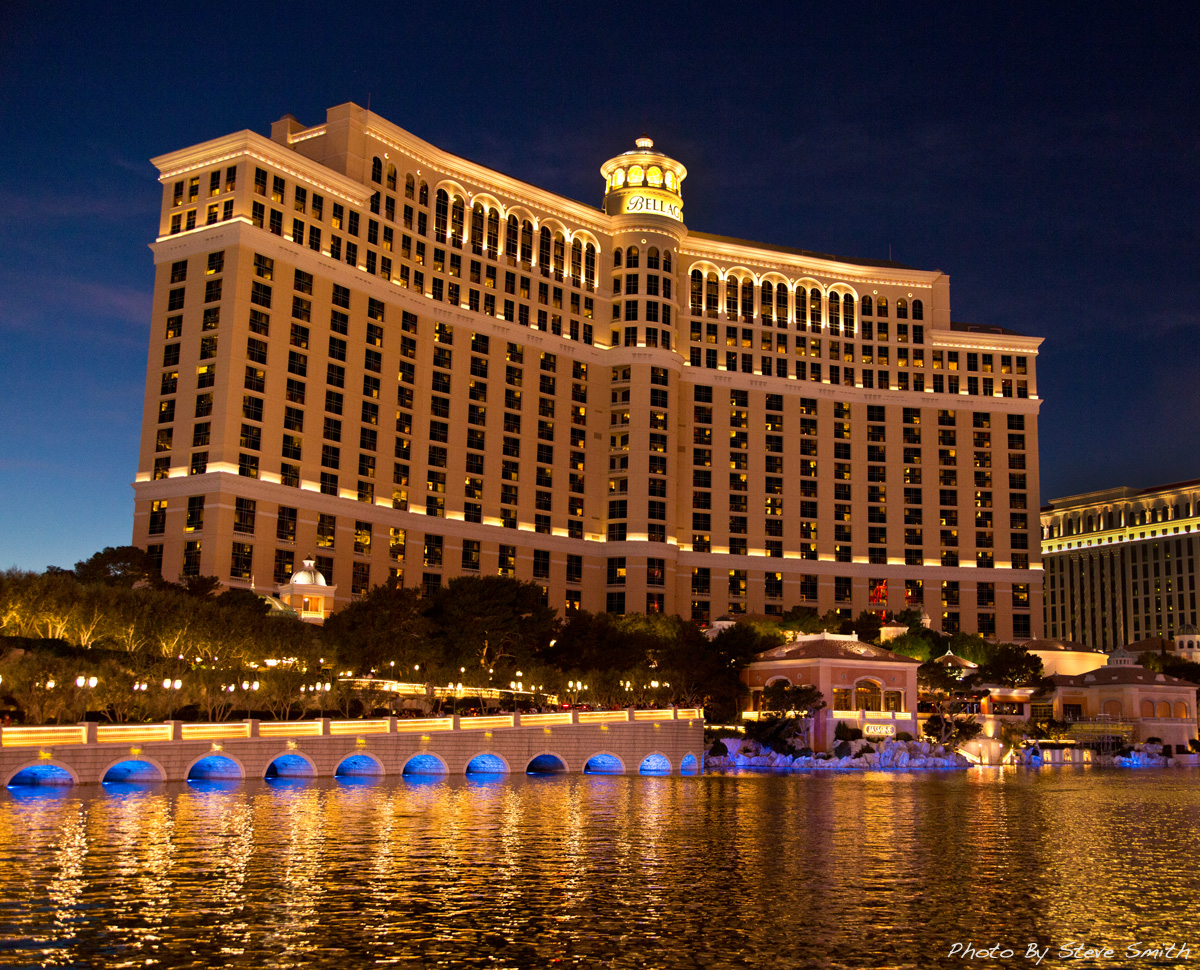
288 557 327 586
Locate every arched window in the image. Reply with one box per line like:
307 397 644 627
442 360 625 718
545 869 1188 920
776 283 789 324
897 298 909 319
471 203 485 254
538 226 551 271
628 165 644 185
861 295 873 316
665 171 676 190
386 164 397 191
662 250 672 273
912 299 924 320
554 232 565 276
647 246 659 270
705 273 719 316
828 291 841 334
647 166 663 187
1175 701 1190 719
516 220 532 263
626 246 639 269
876 296 888 317
726 276 739 318
741 279 754 320
371 156 383 183
761 281 774 320
434 189 449 240
1141 700 1155 718
571 239 582 281
451 197 464 247
405 174 415 200
691 269 703 315
1086 515 1094 532
612 168 626 188
1156 700 1171 718
585 244 596 287
505 215 519 258
855 681 882 711
843 294 855 334
809 288 822 329
613 247 623 268
418 181 429 206
1102 699 1122 717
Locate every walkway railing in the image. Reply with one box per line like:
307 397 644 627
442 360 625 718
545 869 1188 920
0 708 703 748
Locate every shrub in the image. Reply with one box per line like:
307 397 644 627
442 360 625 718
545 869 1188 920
1190 738 1200 753
834 721 864 742
833 740 852 758
895 731 914 742
1145 736 1162 745
708 739 728 757
1176 744 1190 756
859 745 875 755
794 747 813 758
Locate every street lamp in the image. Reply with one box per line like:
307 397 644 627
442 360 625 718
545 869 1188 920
75 674 98 721
163 678 182 720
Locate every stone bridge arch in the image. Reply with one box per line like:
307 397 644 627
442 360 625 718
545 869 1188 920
186 752 245 781
465 752 511 774
336 752 386 777
6 759 79 787
101 756 167 784
263 751 317 779
583 751 626 774
401 752 448 775
525 751 570 774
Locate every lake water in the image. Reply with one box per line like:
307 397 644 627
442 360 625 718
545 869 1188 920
3 768 1199 969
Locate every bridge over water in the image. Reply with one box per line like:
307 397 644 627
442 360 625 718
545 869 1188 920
1 709 704 787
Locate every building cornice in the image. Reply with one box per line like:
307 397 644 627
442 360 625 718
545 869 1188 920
931 330 1043 353
151 131 369 205
679 231 943 289
350 111 611 237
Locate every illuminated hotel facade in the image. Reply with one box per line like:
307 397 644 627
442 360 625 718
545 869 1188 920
133 103 1043 639
1041 480 1200 650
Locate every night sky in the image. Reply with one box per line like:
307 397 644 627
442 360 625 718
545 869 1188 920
2 3 1197 572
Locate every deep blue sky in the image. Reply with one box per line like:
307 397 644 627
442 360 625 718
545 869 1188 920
1 3 1197 572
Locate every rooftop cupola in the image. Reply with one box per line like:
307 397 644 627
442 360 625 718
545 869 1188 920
600 135 687 223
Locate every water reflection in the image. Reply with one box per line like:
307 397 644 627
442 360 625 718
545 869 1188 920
3 770 1200 968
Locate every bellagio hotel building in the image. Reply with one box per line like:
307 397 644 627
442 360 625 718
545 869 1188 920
133 103 1044 640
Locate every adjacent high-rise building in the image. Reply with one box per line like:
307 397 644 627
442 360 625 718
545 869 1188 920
1041 480 1200 649
133 103 1043 638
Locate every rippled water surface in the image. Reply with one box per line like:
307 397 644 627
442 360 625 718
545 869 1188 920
3 769 1200 969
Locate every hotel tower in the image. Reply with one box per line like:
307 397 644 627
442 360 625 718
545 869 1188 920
133 103 1043 639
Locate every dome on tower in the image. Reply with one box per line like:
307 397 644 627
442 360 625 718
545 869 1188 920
600 136 687 219
288 557 328 587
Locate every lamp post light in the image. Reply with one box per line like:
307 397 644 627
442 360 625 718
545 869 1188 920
75 674 98 721
162 678 182 720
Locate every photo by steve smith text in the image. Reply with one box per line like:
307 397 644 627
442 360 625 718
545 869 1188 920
948 942 1192 964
